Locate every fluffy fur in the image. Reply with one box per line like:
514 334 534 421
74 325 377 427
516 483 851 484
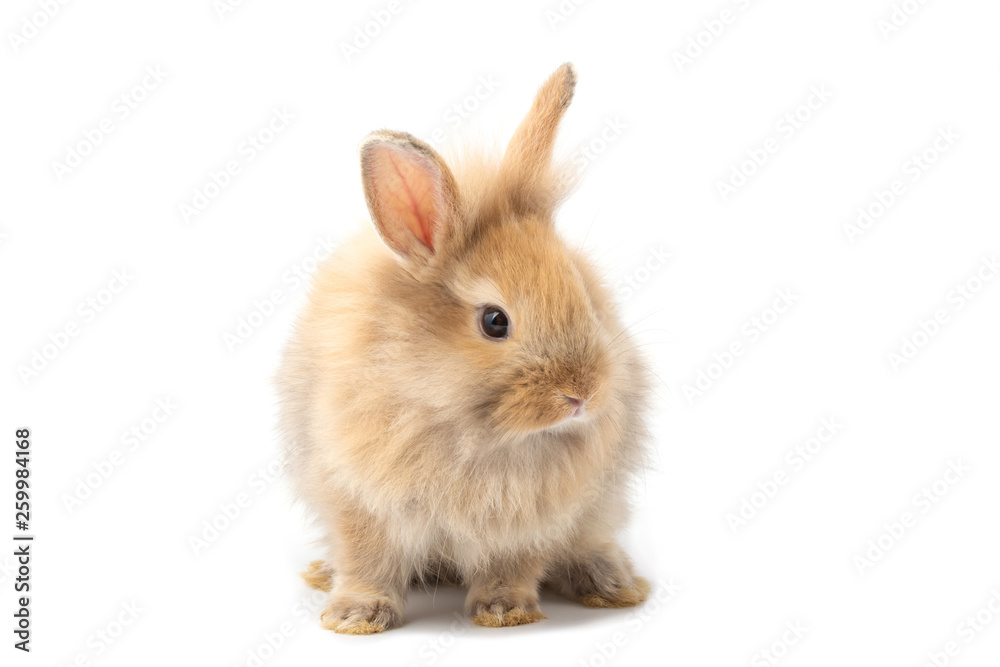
277 63 653 634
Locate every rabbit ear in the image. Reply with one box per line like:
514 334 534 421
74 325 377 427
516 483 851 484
360 131 459 264
499 63 577 212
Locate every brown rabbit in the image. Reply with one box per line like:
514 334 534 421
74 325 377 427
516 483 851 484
277 63 652 634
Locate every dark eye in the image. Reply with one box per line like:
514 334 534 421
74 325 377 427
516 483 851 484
479 306 510 339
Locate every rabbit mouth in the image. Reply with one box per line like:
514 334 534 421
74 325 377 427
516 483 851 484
483 388 602 436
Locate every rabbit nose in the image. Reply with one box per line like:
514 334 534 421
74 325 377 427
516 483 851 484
562 394 587 417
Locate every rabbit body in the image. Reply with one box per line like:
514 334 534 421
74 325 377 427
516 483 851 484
278 64 652 633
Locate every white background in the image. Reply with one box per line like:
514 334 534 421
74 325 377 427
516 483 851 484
2 1 999 666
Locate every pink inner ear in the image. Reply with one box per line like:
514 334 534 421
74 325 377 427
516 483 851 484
369 145 440 253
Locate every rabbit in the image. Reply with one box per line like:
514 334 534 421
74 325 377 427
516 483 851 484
277 63 653 634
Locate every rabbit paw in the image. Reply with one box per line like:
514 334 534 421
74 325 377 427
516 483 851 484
319 596 403 635
467 593 545 627
301 560 334 592
550 554 651 609
579 574 651 608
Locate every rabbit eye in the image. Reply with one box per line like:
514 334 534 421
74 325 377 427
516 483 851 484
479 306 510 339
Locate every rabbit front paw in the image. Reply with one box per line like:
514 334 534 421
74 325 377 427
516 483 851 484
466 590 545 627
319 595 403 635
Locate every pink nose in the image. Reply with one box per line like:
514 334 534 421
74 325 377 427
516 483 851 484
563 395 586 417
